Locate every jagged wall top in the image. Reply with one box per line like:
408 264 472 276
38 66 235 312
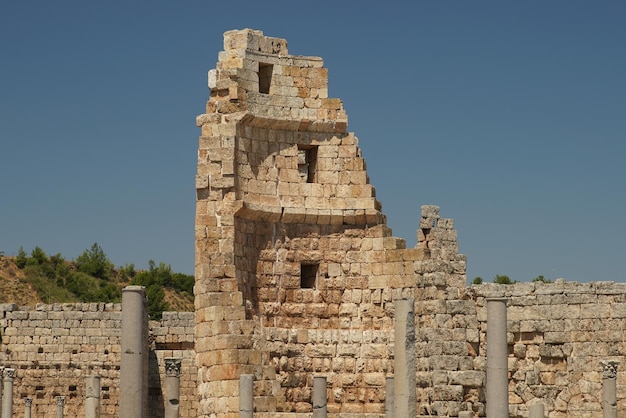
223 28 289 55
201 28 347 133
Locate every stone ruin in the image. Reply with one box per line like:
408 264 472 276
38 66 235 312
193 29 626 418
1 28 626 418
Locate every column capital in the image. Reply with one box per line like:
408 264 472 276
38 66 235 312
3 368 15 380
56 396 65 406
165 358 182 377
24 397 33 406
600 360 619 379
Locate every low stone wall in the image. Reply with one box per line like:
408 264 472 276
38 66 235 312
472 280 626 418
2 282 625 417
0 303 196 418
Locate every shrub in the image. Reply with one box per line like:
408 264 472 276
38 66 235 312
532 275 553 283
493 274 517 284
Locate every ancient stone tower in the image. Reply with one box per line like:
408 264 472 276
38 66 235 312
194 29 466 416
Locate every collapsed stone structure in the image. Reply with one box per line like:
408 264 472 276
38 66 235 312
193 28 463 416
193 29 626 418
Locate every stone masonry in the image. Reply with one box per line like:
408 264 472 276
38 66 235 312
0 304 196 417
194 29 626 418
194 28 465 417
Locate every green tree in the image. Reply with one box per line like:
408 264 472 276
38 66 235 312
493 274 517 284
31 246 48 264
131 260 172 319
15 246 27 269
76 243 113 280
119 263 136 282
145 284 169 320
171 272 194 294
471 277 483 285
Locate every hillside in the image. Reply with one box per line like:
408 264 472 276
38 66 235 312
0 250 194 315
0 256 41 306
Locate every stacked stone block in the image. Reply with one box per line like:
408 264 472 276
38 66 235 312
195 28 467 417
472 281 626 417
195 28 626 418
0 304 196 417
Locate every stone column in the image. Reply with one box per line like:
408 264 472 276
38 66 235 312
165 358 182 418
385 376 394 418
486 298 509 418
119 286 148 418
120 286 148 418
24 397 33 418
1 368 15 418
601 360 619 418
529 400 544 418
312 376 327 418
85 375 101 418
0 367 3 416
393 299 416 418
56 396 65 418
239 374 253 418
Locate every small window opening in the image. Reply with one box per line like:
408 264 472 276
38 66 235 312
258 63 273 94
298 146 318 183
301 263 318 288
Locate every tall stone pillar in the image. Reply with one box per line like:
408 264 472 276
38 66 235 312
165 358 182 418
601 360 619 418
1 368 15 418
486 298 509 418
24 397 33 418
239 374 253 418
55 396 65 418
385 376 394 418
312 376 327 418
393 299 416 418
120 286 148 418
85 375 101 418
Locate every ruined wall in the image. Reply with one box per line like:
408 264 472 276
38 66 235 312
194 29 467 416
471 281 626 418
193 29 626 418
0 304 196 417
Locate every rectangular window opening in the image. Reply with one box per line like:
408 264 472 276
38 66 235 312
301 263 318 289
258 63 273 94
298 146 318 183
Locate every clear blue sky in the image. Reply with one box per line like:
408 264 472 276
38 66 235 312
1 1 625 282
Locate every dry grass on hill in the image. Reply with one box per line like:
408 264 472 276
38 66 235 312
0 256 42 306
0 255 194 312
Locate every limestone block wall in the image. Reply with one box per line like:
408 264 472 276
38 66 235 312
472 281 626 418
195 28 626 418
194 29 468 417
0 303 196 418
